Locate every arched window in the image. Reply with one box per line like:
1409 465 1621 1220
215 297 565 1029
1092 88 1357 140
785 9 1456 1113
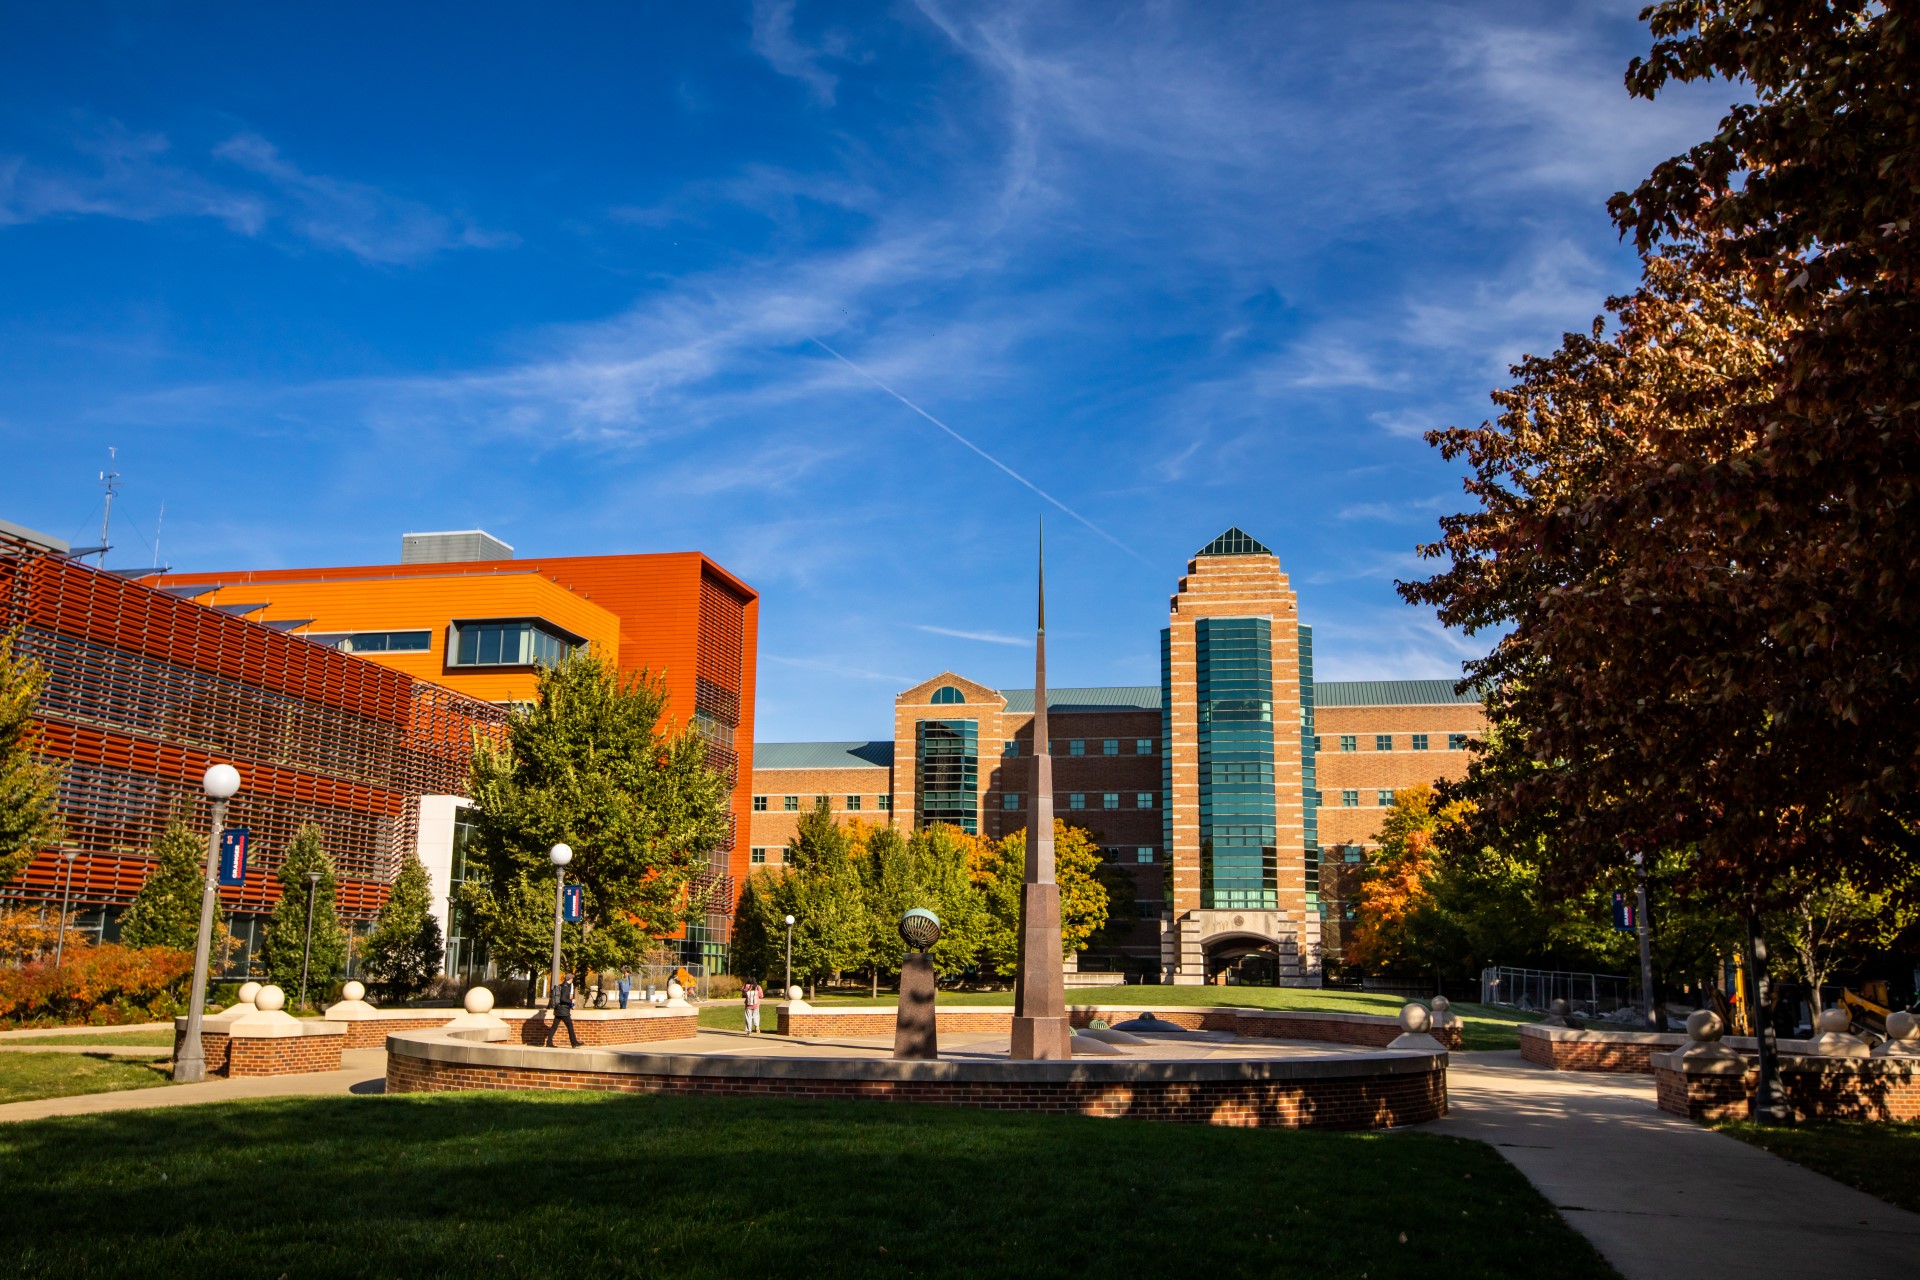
930 685 965 705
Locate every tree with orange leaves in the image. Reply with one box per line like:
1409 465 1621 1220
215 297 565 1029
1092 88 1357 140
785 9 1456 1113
1344 785 1445 972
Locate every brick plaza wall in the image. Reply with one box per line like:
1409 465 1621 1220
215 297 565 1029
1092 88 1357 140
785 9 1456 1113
386 1048 1446 1131
176 1028 231 1074
1654 1055 1920 1123
332 1015 453 1049
775 1005 1461 1050
228 1032 346 1077
1519 1025 1683 1073
498 1010 698 1046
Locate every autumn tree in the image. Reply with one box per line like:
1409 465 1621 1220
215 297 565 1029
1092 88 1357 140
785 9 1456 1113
358 851 444 1002
461 653 734 985
1346 786 1446 972
0 628 63 885
260 823 348 1004
978 821 1109 978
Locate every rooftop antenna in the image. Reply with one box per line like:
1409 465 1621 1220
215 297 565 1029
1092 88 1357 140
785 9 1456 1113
97 447 120 568
153 501 164 569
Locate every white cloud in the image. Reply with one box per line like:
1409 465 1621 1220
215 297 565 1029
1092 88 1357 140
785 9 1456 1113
750 0 847 105
0 124 265 232
914 623 1029 647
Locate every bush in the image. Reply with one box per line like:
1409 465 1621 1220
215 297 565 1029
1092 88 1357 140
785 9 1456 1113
0 942 195 1028
706 974 743 999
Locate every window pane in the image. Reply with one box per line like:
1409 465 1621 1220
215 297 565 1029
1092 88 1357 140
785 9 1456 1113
457 628 478 665
1069 740 1085 756
846 795 862 811
1375 734 1392 751
753 796 767 811
1136 738 1152 754
478 626 501 665
1137 848 1154 863
1103 793 1119 809
1103 739 1119 755
1137 792 1154 809
1069 793 1085 809
1340 735 1356 752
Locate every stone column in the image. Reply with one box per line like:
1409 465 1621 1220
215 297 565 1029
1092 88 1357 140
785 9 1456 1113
1010 530 1070 1060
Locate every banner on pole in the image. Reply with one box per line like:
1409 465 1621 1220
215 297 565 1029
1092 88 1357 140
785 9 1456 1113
563 883 583 924
1611 890 1638 932
217 828 249 887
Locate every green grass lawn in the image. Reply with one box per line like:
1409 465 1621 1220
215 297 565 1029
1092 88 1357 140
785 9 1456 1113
0 1092 1614 1279
699 987 1536 1049
1716 1119 1920 1215
0 1052 175 1105
3 1030 177 1047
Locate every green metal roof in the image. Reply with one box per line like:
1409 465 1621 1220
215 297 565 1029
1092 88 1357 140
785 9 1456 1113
1001 686 1161 713
752 741 894 771
1313 679 1481 707
1196 527 1271 557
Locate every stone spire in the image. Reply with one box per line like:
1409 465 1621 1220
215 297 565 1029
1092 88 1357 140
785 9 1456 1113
1010 522 1071 1060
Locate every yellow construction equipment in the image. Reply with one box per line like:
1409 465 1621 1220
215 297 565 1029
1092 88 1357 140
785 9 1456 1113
1839 986 1893 1037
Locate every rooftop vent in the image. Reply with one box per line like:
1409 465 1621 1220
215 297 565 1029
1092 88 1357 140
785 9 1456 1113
401 530 513 564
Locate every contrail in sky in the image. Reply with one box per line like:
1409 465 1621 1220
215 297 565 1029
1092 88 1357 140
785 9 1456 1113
807 335 1142 560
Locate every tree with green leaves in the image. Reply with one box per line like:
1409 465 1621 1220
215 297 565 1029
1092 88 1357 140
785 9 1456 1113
460 652 733 985
979 821 1109 978
779 799 869 993
0 627 63 885
121 819 227 956
358 851 444 1002
860 824 988 983
260 823 347 1005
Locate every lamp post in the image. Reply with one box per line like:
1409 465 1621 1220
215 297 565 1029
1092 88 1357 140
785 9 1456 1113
298 869 322 1010
175 763 240 1083
549 844 572 1002
52 848 79 967
784 914 796 993
1633 851 1657 1030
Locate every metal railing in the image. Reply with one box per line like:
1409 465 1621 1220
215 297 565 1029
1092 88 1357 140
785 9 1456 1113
1481 966 1637 1016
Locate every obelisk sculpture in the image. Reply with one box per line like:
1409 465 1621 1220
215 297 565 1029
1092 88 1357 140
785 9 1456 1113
1010 525 1072 1060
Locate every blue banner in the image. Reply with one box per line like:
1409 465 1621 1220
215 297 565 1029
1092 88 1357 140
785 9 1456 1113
1611 890 1638 933
562 883 583 924
217 828 249 887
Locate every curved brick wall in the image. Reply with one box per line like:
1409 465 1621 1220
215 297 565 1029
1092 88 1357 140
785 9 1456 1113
384 1032 1447 1130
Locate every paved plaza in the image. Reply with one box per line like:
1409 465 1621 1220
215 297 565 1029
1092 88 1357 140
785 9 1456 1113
1428 1051 1920 1280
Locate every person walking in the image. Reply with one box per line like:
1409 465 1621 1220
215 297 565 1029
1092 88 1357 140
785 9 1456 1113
743 978 763 1034
617 970 632 1010
546 971 582 1048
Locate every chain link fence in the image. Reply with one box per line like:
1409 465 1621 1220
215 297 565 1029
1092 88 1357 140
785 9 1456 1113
1480 966 1637 1017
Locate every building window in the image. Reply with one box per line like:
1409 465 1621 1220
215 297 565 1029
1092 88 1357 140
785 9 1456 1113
1102 792 1119 810
309 630 432 655
1068 793 1086 810
1137 848 1155 863
877 795 891 811
1135 738 1153 755
1378 789 1396 807
1344 846 1364 863
916 718 979 835
1375 734 1393 751
1312 735 1321 752
1003 794 1022 810
1102 738 1119 756
1341 789 1359 808
752 795 767 811
1192 615 1278 911
846 795 862 811
1339 735 1356 752
783 796 799 811
449 618 583 668
1137 792 1155 809
1004 740 1019 756
1069 739 1085 756
750 847 768 865
930 686 965 705
1448 733 1469 751
1411 733 1429 751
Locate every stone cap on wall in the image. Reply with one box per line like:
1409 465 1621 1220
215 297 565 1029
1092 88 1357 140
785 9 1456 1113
1521 1023 1688 1047
491 1007 697 1022
384 1026 1445 1085
776 1004 1405 1026
176 1014 346 1040
1652 1049 1919 1077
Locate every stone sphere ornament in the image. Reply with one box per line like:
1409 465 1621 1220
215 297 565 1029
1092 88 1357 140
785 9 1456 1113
1888 1010 1918 1043
1815 1007 1851 1035
788 985 804 1002
255 984 287 1013
341 980 366 1003
464 986 496 1015
1398 1002 1431 1034
899 908 943 952
236 981 263 1006
1686 1009 1725 1043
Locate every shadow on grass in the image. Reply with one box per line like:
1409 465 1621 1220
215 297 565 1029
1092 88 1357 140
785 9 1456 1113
1 1092 1614 1279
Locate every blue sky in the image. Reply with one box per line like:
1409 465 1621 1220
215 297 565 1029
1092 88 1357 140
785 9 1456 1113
0 2 1730 740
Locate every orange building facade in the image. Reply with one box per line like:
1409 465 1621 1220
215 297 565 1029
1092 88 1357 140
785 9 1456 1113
155 532 760 971
0 533 507 976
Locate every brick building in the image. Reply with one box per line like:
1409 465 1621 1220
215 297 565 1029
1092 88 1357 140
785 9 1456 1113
750 528 1485 985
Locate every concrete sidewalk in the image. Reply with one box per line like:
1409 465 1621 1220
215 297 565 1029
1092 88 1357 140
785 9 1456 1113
1428 1051 1920 1280
0 1048 386 1123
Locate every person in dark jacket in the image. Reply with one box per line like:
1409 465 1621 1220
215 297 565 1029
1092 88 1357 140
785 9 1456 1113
546 972 582 1048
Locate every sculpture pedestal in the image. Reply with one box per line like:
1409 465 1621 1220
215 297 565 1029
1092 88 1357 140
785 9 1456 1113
893 953 939 1060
